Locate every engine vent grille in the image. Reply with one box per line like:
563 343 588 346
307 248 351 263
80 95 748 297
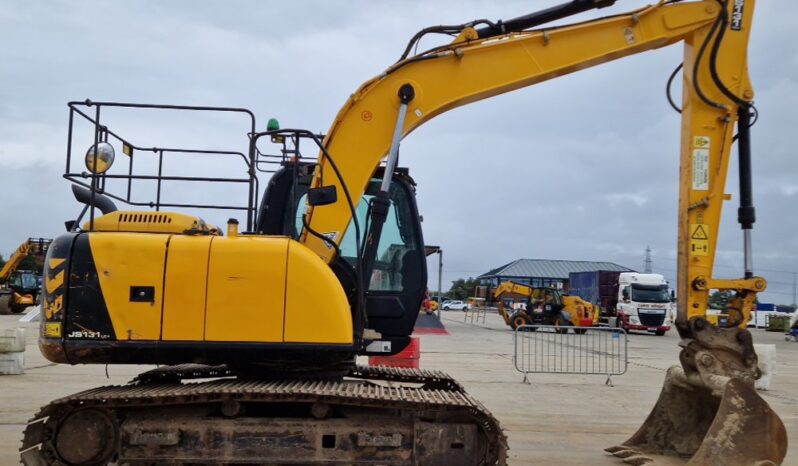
119 213 173 224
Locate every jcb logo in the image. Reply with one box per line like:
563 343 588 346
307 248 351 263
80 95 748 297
731 0 745 31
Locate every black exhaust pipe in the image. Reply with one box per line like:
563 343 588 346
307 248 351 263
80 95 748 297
71 184 117 215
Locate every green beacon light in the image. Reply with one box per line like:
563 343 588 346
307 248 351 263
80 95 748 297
267 118 280 131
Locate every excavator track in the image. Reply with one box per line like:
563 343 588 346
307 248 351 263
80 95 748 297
21 365 506 466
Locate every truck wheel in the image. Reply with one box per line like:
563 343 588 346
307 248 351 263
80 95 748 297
10 301 27 314
0 294 11 315
509 312 529 330
554 317 570 334
574 328 587 335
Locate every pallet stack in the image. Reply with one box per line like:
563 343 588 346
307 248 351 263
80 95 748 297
0 327 25 375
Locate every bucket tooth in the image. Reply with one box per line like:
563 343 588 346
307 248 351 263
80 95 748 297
621 456 653 466
611 449 641 458
605 445 627 454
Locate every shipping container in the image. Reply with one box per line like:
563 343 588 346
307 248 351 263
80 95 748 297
568 270 622 316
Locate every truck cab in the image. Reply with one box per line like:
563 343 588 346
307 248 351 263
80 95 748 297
615 272 673 336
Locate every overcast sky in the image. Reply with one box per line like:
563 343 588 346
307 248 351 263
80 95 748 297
1 0 796 305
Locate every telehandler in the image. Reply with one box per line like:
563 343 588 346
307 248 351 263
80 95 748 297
0 238 51 314
492 281 599 332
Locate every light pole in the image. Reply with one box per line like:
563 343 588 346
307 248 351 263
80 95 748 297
437 249 443 319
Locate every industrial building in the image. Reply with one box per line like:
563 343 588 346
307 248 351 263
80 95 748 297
477 258 633 295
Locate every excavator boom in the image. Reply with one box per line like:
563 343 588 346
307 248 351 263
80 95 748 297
0 238 51 282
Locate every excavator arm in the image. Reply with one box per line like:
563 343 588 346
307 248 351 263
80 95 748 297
305 0 762 329
492 281 539 327
302 0 786 463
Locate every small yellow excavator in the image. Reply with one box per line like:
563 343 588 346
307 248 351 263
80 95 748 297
492 281 599 332
0 238 51 314
23 0 786 465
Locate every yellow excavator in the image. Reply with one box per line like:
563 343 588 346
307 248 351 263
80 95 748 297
0 238 51 314
23 0 786 464
492 281 599 331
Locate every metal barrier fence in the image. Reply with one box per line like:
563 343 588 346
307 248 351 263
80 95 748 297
513 325 627 386
463 307 491 325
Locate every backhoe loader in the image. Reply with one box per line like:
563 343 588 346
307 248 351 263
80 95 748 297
23 0 786 465
492 281 599 332
0 238 51 314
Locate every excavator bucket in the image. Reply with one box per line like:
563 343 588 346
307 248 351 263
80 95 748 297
607 365 787 466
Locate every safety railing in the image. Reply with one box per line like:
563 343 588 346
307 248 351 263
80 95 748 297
463 306 490 325
513 325 627 386
63 100 321 233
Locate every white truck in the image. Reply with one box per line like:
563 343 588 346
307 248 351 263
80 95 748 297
569 271 674 336
615 272 673 335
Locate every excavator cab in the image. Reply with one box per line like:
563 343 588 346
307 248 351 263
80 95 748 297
8 271 40 296
257 156 427 354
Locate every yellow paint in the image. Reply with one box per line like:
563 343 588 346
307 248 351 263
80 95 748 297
84 211 219 235
15 293 34 305
45 270 64 294
162 235 213 341
43 322 61 338
89 233 168 340
48 258 65 269
204 236 288 343
283 240 352 344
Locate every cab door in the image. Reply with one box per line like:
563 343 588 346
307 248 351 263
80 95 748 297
339 174 427 345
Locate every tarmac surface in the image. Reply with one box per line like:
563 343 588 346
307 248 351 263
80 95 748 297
1 309 796 465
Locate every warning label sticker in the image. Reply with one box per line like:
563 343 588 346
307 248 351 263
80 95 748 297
693 136 710 148
320 231 339 249
690 223 709 256
693 149 709 191
691 224 708 240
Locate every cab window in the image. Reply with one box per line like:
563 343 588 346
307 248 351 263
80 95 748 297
339 179 420 292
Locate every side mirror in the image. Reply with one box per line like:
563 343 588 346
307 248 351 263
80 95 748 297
307 186 337 206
